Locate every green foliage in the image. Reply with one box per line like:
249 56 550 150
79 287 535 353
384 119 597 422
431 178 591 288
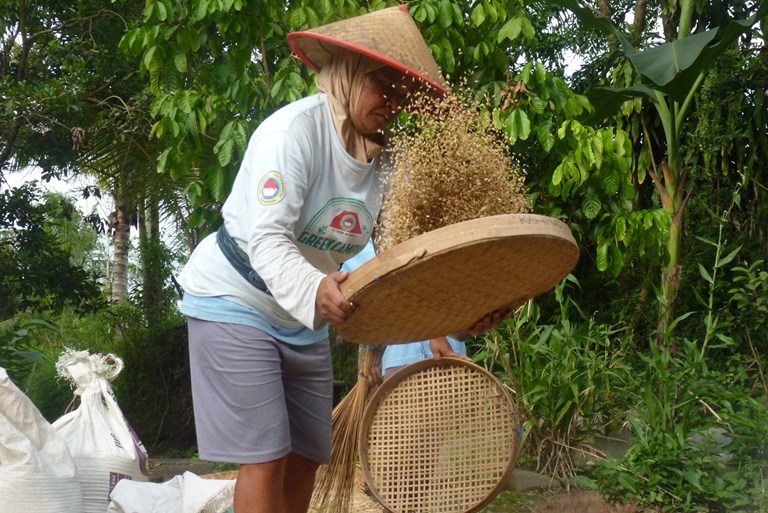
593 340 768 513
473 276 633 481
329 328 359 387
107 304 195 454
0 183 106 318
594 208 670 276
490 59 669 279
20 343 77 423
5 0 768 495
412 0 533 89
555 0 768 337
728 259 768 352
120 0 543 231
0 318 48 382
39 191 107 274
120 0 362 229
135 218 185 327
687 49 768 239
673 183 767 354
474 235 768 511
1 0 145 178
1 299 195 454
4 308 131 421
565 0 768 111
591 207 768 512
1 310 125 422
688 194 743 357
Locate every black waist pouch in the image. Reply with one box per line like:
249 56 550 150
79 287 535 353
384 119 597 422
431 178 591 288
216 224 271 296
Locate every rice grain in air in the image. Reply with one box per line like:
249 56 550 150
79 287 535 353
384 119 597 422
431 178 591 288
376 89 530 251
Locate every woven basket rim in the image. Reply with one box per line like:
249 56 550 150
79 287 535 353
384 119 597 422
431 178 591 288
358 357 518 513
338 213 579 345
343 213 577 296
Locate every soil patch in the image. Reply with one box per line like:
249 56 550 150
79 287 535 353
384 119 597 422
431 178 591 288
148 457 227 483
149 459 643 513
529 490 640 513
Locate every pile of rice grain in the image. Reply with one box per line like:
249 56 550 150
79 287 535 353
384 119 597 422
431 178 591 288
376 90 531 251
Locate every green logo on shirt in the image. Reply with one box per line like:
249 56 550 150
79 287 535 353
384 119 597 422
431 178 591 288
298 198 373 255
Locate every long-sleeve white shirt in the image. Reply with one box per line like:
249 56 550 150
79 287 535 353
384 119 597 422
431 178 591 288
177 93 386 331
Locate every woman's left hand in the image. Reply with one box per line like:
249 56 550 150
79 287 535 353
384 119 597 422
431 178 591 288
465 308 513 336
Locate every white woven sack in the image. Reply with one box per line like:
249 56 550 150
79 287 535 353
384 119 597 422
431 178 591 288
53 350 149 513
0 367 84 513
107 471 235 513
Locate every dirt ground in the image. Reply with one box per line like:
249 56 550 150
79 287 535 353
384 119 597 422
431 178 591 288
333 471 642 513
150 459 642 513
516 490 642 513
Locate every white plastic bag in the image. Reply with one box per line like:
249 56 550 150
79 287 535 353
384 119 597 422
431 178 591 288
53 350 149 513
0 366 84 513
107 471 235 513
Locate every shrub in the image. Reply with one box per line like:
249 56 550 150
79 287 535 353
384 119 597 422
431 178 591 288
473 276 633 481
592 340 768 512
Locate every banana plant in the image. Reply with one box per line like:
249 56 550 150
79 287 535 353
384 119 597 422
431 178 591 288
559 0 768 338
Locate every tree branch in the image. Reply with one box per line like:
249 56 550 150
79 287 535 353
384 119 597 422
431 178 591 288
633 0 648 47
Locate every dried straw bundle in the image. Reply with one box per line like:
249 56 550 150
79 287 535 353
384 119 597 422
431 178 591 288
310 348 381 513
376 90 530 251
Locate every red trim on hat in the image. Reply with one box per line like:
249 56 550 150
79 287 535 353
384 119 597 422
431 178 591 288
287 32 447 95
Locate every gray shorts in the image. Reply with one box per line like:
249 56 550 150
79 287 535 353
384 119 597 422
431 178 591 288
187 318 333 465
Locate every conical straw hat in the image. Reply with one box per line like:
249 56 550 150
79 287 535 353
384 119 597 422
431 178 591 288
287 5 448 94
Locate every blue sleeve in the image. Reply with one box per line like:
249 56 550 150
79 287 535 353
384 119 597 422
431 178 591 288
341 238 376 273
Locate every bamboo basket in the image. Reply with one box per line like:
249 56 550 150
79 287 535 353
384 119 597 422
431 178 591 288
359 357 521 513
338 213 579 345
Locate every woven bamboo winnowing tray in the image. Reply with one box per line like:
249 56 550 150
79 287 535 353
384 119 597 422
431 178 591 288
338 213 578 345
359 358 520 513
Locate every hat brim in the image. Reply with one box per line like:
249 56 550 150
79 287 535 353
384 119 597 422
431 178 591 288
288 32 448 96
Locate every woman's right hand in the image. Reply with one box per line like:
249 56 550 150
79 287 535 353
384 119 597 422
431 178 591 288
429 337 472 363
316 271 355 326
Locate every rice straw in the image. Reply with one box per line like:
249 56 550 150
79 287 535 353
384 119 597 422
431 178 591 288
310 347 381 513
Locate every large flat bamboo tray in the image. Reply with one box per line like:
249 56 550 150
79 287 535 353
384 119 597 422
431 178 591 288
338 213 578 345
359 357 520 513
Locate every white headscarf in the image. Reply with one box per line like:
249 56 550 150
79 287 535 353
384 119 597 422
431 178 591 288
317 49 387 162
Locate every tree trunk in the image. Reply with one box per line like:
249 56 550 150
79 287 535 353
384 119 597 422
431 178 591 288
655 156 687 343
632 0 648 47
140 193 165 325
110 192 131 304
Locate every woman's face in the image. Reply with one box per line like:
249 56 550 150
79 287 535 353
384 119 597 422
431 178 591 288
352 67 415 136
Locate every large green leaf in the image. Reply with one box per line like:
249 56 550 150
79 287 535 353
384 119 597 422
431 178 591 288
625 30 717 89
560 0 768 102
554 0 616 38
585 85 657 122
627 12 767 102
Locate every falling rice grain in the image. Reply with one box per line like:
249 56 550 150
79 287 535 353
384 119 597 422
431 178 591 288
376 89 530 251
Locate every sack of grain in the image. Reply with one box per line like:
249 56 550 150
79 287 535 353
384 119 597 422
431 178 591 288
0 367 84 513
53 350 149 513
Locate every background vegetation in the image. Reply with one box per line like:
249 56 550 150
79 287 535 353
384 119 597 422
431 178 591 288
2 0 767 511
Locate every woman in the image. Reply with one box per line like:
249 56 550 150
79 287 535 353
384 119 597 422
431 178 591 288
176 7 506 513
